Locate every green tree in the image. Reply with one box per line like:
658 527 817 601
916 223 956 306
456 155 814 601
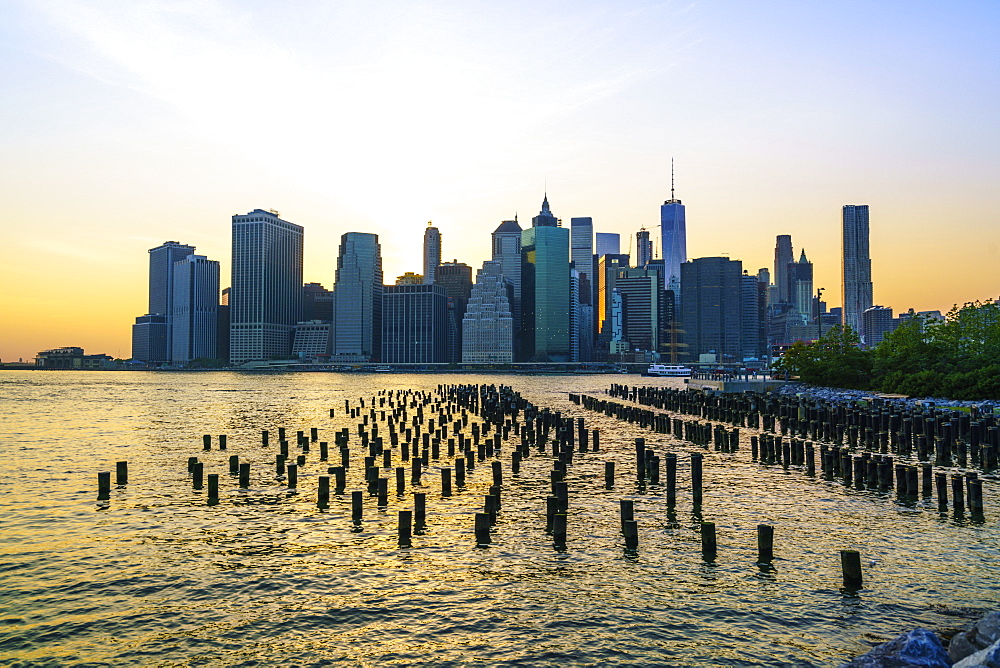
773 325 873 389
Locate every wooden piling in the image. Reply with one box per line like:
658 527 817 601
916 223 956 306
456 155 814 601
840 550 863 588
475 512 491 546
757 524 773 563
239 463 250 489
701 522 717 558
623 519 638 550
318 476 330 507
604 461 615 488
414 492 427 529
192 461 204 489
207 473 219 500
441 468 452 497
398 510 412 547
351 490 363 522
97 471 111 500
286 464 298 489
115 461 128 486
691 453 703 506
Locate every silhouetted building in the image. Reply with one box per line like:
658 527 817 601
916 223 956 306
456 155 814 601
230 209 303 364
636 227 652 268
36 346 114 369
436 260 473 363
132 315 167 363
303 282 333 322
616 267 660 354
789 249 814 319
774 235 794 306
680 257 744 364
381 284 447 363
862 305 896 348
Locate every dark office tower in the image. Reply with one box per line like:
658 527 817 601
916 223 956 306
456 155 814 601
171 255 220 365
842 205 873 340
303 282 334 322
381 284 448 363
423 222 441 284
132 240 196 363
788 249 814 318
862 305 896 348
636 228 652 268
774 235 794 305
617 267 660 355
597 254 631 339
741 271 766 360
333 232 383 362
131 315 168 363
522 195 571 361
230 210 303 365
756 268 772 307
492 218 523 358
436 260 473 363
532 194 560 227
660 163 687 295
570 217 595 361
680 257 744 364
217 287 230 362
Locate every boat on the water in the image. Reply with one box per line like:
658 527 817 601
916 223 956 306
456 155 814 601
643 364 692 377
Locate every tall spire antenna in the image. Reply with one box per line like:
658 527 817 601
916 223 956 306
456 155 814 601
671 157 675 200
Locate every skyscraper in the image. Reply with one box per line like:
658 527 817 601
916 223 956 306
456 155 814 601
171 254 220 364
680 257 743 363
595 232 621 258
492 218 523 358
462 260 514 363
596 253 630 339
423 222 441 284
636 228 652 268
230 210 303 365
132 240 196 363
436 260 473 363
842 205 873 340
333 232 383 362
789 249 814 318
660 164 687 296
616 266 660 355
570 217 594 361
381 284 447 363
522 195 571 362
774 235 794 305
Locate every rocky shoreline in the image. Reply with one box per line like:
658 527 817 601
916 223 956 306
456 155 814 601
774 382 1000 413
842 612 1000 667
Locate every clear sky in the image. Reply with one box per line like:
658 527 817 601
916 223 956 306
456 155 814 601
1 0 997 362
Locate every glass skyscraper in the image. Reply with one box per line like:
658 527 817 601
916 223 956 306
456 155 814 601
381 284 447 363
333 232 383 362
492 218 522 359
230 209 303 365
570 217 594 361
132 240 196 363
171 254 220 364
521 196 570 362
842 204 873 341
680 257 743 364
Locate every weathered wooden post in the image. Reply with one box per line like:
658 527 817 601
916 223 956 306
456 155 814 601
475 512 491 546
691 453 703 506
115 461 128 486
239 463 250 489
352 490 363 523
840 550 863 588
207 473 219 501
701 522 717 559
97 471 111 500
398 510 412 547
318 476 330 508
757 524 774 563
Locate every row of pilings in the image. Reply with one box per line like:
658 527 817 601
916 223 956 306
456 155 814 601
572 385 988 519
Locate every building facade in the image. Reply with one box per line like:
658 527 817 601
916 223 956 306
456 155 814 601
381 284 448 363
492 219 523 358
423 223 441 284
842 204 874 341
230 210 303 365
570 217 595 361
436 260 473 363
462 260 514 363
521 196 571 362
132 240 196 363
680 257 744 364
774 235 794 306
333 232 383 362
660 186 687 297
171 254 220 364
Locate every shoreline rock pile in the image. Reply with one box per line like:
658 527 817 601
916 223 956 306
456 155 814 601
841 612 1000 667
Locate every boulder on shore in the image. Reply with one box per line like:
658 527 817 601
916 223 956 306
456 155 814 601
840 628 949 668
951 613 1000 665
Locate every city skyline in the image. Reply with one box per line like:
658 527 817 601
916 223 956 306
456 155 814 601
1 1 998 362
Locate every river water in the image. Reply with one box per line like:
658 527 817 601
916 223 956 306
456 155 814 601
1 371 997 667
